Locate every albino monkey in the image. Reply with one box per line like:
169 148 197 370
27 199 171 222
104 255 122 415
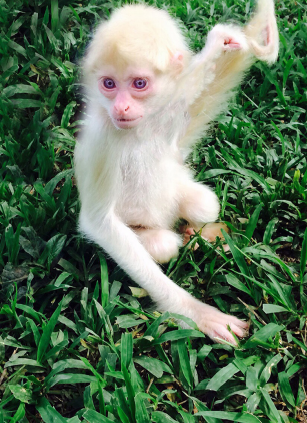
75 0 279 344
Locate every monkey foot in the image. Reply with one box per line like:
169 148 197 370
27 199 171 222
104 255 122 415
181 222 230 251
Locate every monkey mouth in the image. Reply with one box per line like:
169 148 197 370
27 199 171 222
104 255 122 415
113 116 142 129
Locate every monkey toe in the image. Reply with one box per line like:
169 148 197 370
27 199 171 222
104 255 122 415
181 227 197 246
201 222 229 242
180 223 230 251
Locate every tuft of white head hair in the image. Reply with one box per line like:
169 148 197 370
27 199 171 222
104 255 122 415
84 4 190 77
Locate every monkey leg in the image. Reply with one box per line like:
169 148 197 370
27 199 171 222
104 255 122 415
178 181 232 248
179 181 220 229
134 228 182 264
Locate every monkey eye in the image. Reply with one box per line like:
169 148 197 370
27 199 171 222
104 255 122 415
103 78 116 89
133 78 147 89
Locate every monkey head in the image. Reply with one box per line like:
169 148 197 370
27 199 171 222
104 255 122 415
83 4 191 129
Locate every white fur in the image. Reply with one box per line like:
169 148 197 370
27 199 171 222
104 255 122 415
75 1 279 344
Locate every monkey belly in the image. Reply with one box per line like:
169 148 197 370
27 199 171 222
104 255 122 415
117 187 179 229
116 162 183 229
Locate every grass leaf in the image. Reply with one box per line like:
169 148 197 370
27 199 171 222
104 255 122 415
37 300 63 363
300 227 307 282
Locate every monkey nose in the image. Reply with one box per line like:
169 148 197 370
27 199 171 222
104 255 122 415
115 104 129 114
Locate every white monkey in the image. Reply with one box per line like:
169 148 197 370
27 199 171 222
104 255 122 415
75 0 279 344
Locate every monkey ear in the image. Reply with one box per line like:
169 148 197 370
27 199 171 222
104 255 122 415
171 51 184 73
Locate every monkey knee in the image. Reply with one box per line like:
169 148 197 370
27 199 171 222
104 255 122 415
136 229 182 263
180 184 220 226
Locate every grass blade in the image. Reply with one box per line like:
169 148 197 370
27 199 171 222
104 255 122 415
121 332 133 370
37 300 62 364
207 363 239 391
99 253 109 308
300 227 307 282
36 398 66 422
245 204 262 242
222 230 250 276
122 364 136 422
51 0 59 33
194 411 261 422
135 393 151 423
83 410 115 423
260 388 282 423
278 371 296 408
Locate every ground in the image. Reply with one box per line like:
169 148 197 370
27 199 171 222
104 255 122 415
0 0 306 422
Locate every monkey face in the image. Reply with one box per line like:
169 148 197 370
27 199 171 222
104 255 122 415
97 65 159 129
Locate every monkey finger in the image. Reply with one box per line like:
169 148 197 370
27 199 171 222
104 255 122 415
223 38 242 50
217 312 249 327
228 322 249 338
212 322 248 345
213 328 238 345
201 323 239 345
209 315 247 332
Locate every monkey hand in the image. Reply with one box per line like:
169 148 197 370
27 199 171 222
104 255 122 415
183 23 250 101
158 281 249 345
205 24 249 56
187 300 249 345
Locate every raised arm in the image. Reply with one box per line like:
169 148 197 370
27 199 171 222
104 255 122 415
179 0 279 149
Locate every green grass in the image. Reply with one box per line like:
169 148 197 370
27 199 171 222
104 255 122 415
0 0 306 422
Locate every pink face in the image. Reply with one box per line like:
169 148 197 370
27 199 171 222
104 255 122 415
98 68 155 129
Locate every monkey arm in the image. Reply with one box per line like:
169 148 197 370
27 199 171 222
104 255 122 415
79 211 192 308
179 0 279 149
79 210 247 344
